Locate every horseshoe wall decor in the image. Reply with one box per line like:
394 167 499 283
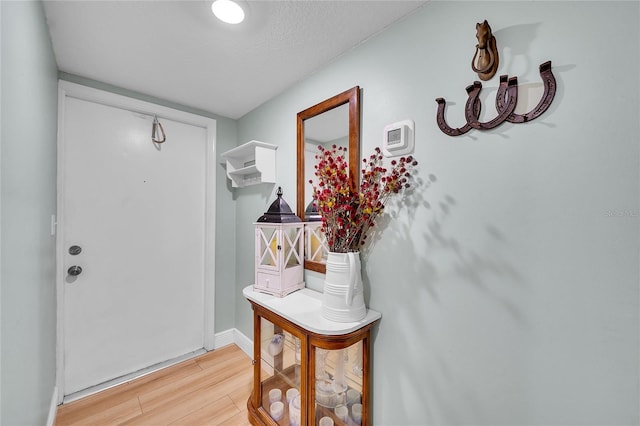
435 96 481 137
465 77 518 130
435 61 557 136
496 61 557 123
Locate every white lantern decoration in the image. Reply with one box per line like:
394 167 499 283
304 201 328 262
254 187 305 297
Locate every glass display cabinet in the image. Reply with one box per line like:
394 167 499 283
244 286 381 426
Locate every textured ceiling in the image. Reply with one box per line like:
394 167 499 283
43 0 427 119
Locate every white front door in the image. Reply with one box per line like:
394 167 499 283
58 84 215 397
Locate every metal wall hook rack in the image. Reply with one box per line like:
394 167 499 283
496 61 557 124
435 61 557 136
465 77 519 130
435 96 480 137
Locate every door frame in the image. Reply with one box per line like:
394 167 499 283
55 80 217 402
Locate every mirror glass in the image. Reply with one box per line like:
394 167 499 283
303 103 349 209
297 87 360 273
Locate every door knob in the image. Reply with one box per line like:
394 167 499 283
68 265 83 276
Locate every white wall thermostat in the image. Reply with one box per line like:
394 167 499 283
382 119 414 157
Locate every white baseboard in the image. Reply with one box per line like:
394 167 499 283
213 328 236 349
213 328 252 358
233 328 253 358
46 386 59 426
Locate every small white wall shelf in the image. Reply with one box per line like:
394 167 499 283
221 140 278 188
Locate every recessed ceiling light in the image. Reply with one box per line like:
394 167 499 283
211 0 245 24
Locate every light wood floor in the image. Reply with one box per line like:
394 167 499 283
55 344 253 426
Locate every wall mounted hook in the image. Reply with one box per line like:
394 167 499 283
472 20 499 81
152 115 166 144
496 61 557 123
435 61 557 136
464 77 518 130
435 96 481 137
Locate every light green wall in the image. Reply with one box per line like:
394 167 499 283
1 1 59 424
236 1 639 424
58 73 239 333
2 1 638 424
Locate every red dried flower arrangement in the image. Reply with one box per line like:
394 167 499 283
310 145 418 253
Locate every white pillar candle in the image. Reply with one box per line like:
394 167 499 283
319 417 334 426
270 401 284 421
334 404 348 422
286 387 299 403
289 394 301 426
347 389 361 405
269 388 282 404
352 403 363 424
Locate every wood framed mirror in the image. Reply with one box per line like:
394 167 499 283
296 86 361 273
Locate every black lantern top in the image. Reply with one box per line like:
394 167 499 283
257 187 302 223
304 200 322 222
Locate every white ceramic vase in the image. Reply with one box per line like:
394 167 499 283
322 251 366 322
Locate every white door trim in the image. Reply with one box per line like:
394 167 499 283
55 80 217 403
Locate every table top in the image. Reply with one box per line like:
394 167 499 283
243 285 381 336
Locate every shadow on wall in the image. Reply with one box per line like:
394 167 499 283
360 171 438 307
494 22 541 73
360 171 529 423
423 194 525 323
